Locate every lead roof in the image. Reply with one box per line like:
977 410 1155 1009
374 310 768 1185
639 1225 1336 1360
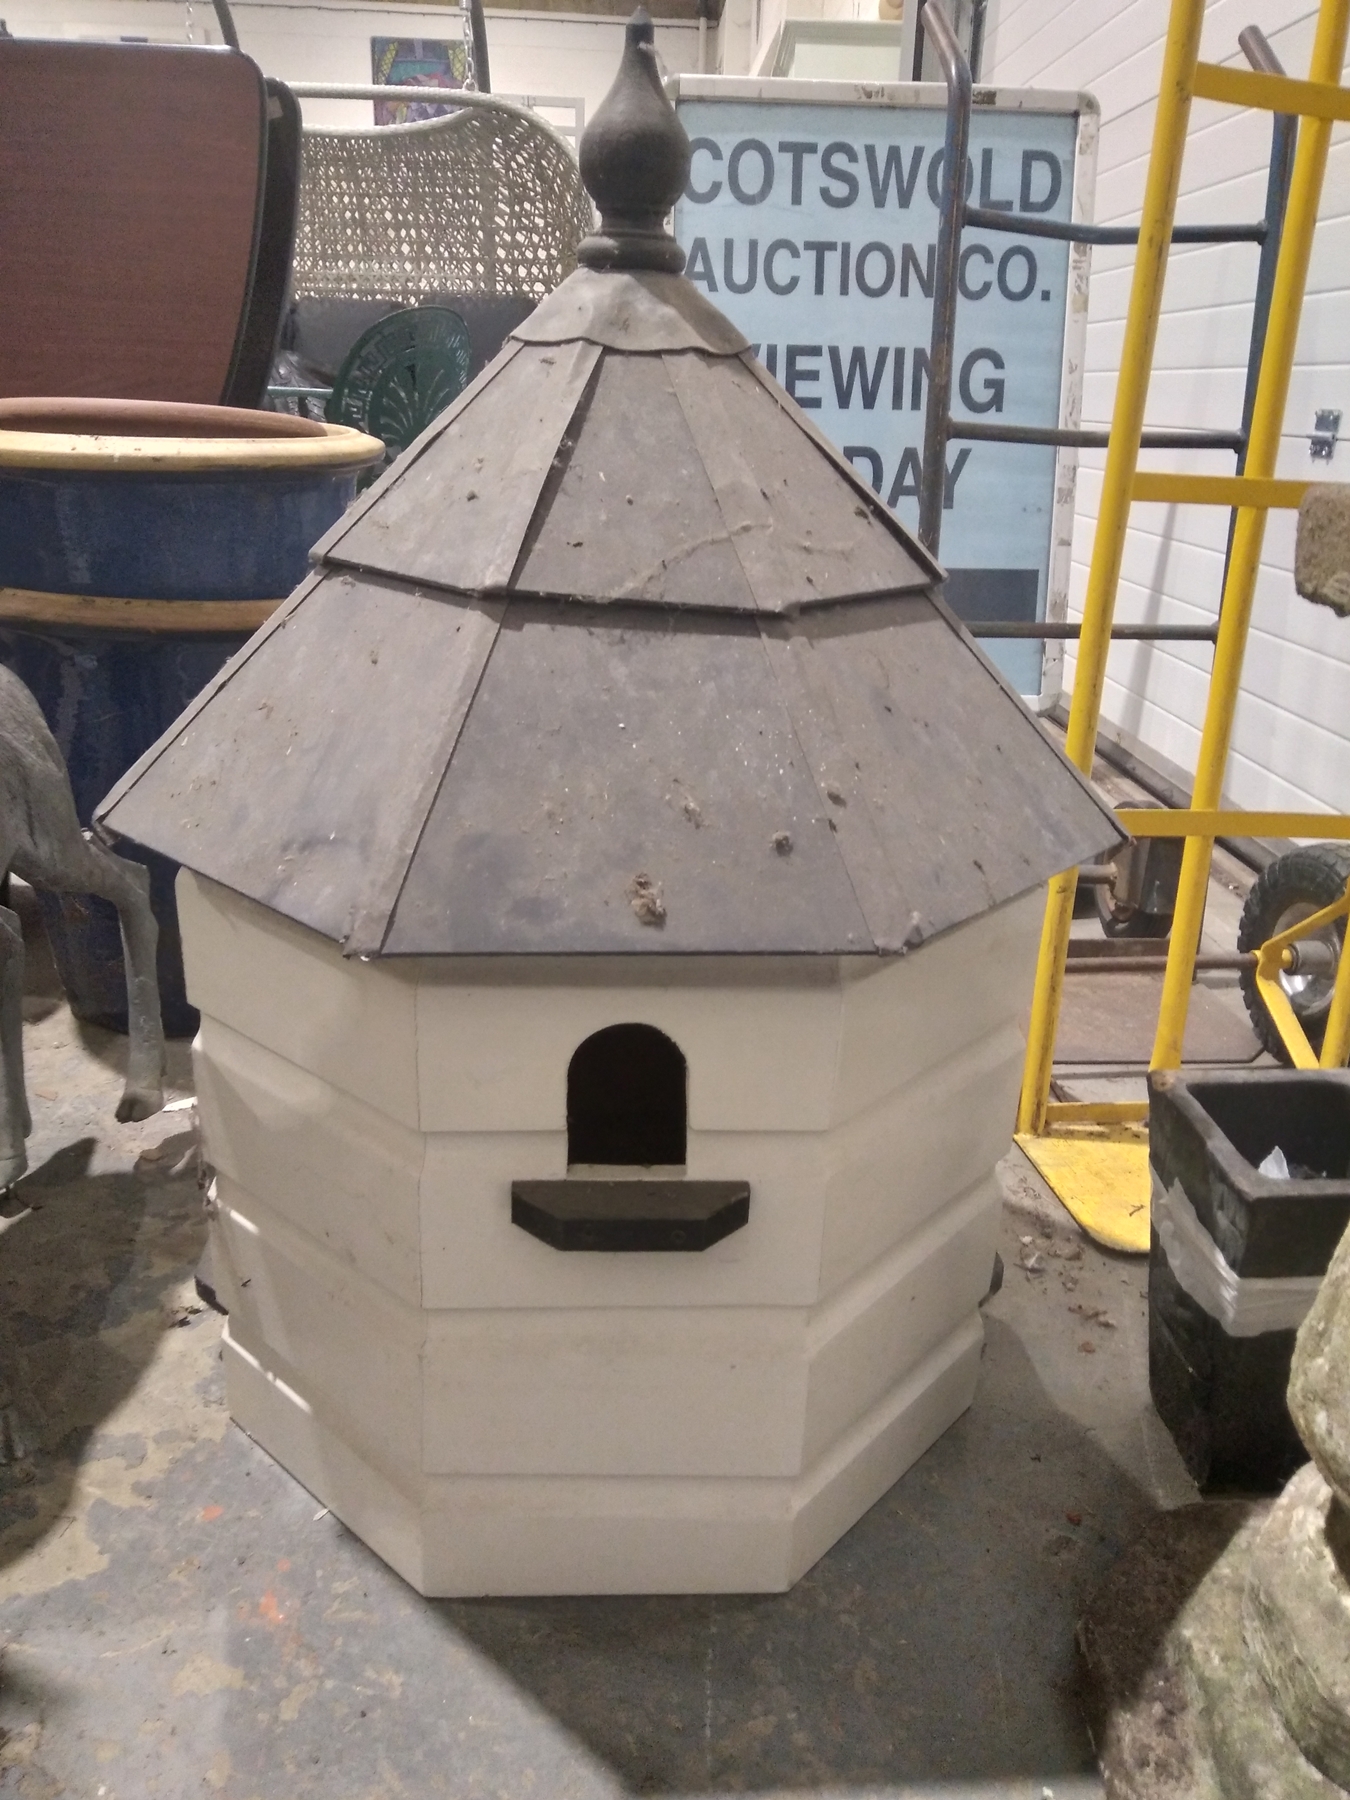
98 11 1121 958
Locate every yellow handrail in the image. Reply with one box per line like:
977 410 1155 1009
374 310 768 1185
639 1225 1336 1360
1116 810 1350 840
1152 0 1350 1069
1016 0 1207 1135
1017 0 1350 1143
1193 61 1350 121
1130 473 1309 508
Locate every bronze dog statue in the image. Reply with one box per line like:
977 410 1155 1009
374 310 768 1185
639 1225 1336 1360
0 663 164 1188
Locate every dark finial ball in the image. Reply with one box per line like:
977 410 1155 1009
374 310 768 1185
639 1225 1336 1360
576 7 693 274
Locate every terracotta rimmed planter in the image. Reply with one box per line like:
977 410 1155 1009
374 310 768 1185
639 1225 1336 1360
0 397 382 1036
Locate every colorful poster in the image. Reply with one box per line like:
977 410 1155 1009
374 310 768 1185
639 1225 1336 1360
370 37 465 126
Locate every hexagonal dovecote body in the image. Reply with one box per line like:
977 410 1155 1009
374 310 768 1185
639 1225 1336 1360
99 12 1119 1594
184 870 1045 1594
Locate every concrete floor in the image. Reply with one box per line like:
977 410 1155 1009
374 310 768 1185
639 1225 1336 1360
0 912 1202 1800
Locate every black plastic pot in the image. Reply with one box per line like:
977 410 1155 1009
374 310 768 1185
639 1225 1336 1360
1148 1067 1350 1491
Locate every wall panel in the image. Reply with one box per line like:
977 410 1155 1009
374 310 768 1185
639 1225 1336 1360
988 0 1347 814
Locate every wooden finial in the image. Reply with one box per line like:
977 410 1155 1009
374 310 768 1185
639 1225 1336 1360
577 8 692 274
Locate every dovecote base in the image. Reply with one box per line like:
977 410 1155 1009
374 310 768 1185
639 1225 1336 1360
184 869 1041 1594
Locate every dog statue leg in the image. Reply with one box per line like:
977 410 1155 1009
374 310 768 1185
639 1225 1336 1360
0 902 29 1187
81 844 165 1121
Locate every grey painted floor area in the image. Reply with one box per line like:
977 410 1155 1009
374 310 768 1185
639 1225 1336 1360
0 989 1196 1799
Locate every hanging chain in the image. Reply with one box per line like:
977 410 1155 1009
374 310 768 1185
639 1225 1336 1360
184 0 196 43
459 0 477 90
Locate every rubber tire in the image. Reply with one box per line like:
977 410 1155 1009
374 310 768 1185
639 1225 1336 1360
1237 843 1350 1063
1094 883 1173 939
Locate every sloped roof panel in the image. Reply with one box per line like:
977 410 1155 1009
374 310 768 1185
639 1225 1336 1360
759 598 1117 952
511 265 749 354
99 571 502 950
512 349 760 611
381 596 874 954
95 85 1123 960
667 353 934 609
309 274 933 614
99 575 1120 958
322 337 602 594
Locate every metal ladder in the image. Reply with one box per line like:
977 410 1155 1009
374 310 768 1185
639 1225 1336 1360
915 0 1296 637
921 0 1350 1249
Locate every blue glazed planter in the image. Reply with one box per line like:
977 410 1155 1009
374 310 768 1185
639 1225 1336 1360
0 466 359 601
0 398 382 1036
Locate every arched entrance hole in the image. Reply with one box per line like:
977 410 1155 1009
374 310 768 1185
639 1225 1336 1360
567 1023 687 1168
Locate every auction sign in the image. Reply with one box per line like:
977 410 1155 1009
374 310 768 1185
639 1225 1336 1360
670 78 1096 702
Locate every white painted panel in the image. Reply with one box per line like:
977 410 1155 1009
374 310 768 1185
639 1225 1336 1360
213 1179 424 1489
415 1324 981 1594
414 959 842 1134
788 1317 982 1583
195 1017 425 1306
178 873 420 1128
819 1017 1021 1294
832 890 1042 1128
223 1330 428 1593
419 1474 797 1596
802 1175 997 1463
422 1305 809 1478
421 1183 994 1481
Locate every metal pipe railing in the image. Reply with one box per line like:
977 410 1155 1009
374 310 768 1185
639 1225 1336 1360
960 207 1265 245
212 0 240 51
968 0 989 81
916 0 1299 657
948 421 1246 451
1150 0 1350 1072
916 0 969 553
1016 0 1209 1130
284 84 579 142
1066 948 1336 974
957 621 1218 640
1221 28 1299 598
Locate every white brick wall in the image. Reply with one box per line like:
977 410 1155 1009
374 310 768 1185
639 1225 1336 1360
984 0 1350 813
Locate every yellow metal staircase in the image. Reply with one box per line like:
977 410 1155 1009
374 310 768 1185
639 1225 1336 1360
1015 0 1350 1251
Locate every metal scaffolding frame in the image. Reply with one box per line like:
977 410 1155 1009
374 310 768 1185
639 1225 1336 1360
918 0 1350 1248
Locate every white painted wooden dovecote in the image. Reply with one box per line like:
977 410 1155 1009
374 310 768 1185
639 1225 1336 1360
98 10 1120 1595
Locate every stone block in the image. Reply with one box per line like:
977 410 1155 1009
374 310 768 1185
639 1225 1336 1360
1176 1507 1345 1799
1296 484 1350 616
1245 1462 1350 1789
1148 1069 1350 1491
1291 1214 1350 1511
